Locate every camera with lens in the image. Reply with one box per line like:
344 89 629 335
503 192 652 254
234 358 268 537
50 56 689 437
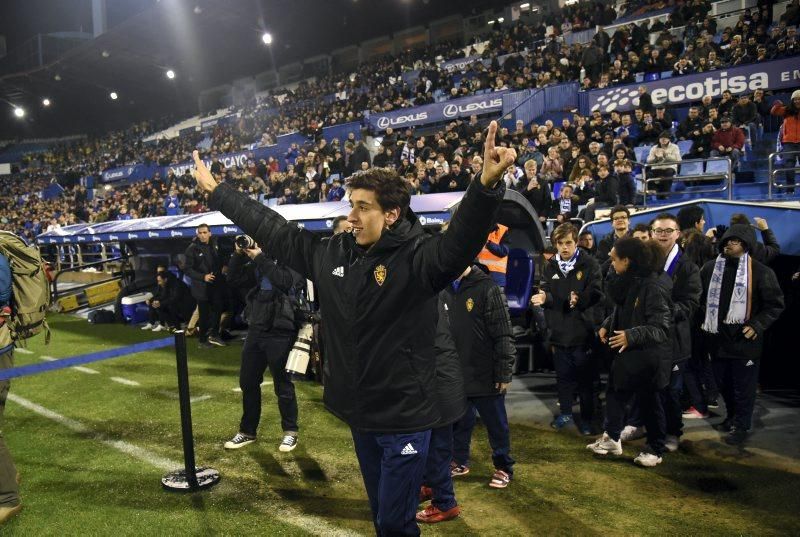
235 234 256 250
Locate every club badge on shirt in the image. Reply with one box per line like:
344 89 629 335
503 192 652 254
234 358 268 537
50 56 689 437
374 264 387 286
576 270 583 281
466 298 474 312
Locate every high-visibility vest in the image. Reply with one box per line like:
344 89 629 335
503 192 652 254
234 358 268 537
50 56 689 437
477 224 508 274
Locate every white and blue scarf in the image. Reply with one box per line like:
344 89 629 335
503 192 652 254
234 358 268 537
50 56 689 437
557 248 580 277
702 253 752 334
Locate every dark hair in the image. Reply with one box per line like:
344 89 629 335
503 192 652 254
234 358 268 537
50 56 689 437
579 230 594 238
677 206 704 231
652 212 679 227
632 223 651 235
348 168 411 218
613 237 664 276
552 223 579 243
197 223 210 231
609 205 630 219
331 215 348 231
730 213 751 225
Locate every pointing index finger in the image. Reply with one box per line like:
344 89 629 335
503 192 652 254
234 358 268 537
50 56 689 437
485 120 497 157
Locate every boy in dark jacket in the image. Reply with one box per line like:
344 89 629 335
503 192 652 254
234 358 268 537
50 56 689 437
532 223 603 435
190 120 516 536
444 265 516 489
651 214 702 452
700 224 784 445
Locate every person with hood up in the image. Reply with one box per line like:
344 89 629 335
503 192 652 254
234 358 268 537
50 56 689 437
588 237 672 467
699 224 784 446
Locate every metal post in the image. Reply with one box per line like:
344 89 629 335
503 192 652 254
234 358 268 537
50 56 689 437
727 158 733 201
161 331 220 491
642 165 649 209
768 152 774 200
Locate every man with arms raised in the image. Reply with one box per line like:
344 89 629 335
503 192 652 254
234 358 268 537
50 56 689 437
191 122 515 536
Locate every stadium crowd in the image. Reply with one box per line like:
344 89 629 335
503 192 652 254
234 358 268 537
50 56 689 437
0 0 798 243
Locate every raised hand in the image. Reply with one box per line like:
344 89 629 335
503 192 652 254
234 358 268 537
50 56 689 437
192 150 218 193
481 121 518 187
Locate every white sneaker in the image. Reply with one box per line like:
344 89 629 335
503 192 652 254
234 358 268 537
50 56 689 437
151 324 167 332
224 433 256 450
586 432 623 455
664 435 680 452
620 425 646 441
634 451 663 467
141 323 156 330
279 434 298 452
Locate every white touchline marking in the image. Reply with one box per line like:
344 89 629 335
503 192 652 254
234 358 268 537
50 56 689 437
157 390 212 403
232 381 272 392
110 377 140 386
39 356 100 375
7 393 179 470
14 348 34 354
8 394 356 536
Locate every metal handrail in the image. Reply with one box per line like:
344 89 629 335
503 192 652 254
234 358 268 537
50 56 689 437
767 150 800 199
640 156 732 208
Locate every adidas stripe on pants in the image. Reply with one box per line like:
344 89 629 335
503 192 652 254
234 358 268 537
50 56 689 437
351 429 431 536
712 358 759 431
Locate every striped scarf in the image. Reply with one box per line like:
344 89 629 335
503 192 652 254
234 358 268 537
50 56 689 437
557 249 580 277
702 253 752 334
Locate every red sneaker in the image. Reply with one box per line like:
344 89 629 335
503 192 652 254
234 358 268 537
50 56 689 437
416 503 461 523
418 485 433 503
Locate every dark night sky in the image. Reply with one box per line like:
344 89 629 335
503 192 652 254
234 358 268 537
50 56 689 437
0 0 500 138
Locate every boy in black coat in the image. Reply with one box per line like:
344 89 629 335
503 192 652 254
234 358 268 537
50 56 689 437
699 224 784 445
532 223 603 435
444 265 516 489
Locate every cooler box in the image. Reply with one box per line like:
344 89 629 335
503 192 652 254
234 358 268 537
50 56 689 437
121 292 153 324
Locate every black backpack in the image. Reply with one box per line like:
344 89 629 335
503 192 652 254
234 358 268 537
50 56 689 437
88 309 117 324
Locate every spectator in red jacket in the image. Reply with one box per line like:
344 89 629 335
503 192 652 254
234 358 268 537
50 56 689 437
771 89 800 194
710 116 746 170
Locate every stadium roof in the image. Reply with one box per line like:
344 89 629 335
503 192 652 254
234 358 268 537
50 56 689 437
0 0 498 140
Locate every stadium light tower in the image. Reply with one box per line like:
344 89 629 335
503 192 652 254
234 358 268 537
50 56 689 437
110 91 118 100
261 32 273 45
13 107 25 118
166 69 176 79
42 98 51 107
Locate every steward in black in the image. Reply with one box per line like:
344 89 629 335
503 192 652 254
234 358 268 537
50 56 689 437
540 252 604 347
184 236 222 302
440 266 516 396
208 178 504 433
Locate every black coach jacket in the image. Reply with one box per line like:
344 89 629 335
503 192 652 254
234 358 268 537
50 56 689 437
441 267 516 397
209 176 504 432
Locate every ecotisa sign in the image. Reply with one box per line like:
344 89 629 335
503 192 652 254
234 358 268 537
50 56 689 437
586 57 799 114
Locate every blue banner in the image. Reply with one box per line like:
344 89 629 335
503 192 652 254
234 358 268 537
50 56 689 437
585 56 800 114
102 164 161 183
367 91 507 131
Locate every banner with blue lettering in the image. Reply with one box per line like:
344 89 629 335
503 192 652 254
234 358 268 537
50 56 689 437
584 57 800 114
367 91 508 131
101 164 161 183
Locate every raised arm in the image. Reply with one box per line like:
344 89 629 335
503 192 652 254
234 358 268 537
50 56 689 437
192 151 323 282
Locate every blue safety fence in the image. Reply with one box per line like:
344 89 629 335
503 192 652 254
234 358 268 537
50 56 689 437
0 337 174 381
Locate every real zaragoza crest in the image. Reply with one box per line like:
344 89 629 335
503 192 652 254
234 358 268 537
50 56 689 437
466 298 474 312
374 265 387 286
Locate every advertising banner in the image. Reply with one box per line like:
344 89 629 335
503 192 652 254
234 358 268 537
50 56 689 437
585 57 800 114
367 91 507 131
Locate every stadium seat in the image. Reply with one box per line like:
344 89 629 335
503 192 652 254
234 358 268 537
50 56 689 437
706 159 731 175
552 181 565 200
505 248 534 317
660 71 673 79
644 72 660 82
635 73 644 83
677 140 693 155
678 161 703 176
634 145 652 163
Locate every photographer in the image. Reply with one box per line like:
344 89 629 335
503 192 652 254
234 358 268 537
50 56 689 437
223 235 302 453
184 224 226 348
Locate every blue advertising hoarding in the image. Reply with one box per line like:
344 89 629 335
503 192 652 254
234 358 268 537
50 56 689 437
367 91 507 131
584 57 800 114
